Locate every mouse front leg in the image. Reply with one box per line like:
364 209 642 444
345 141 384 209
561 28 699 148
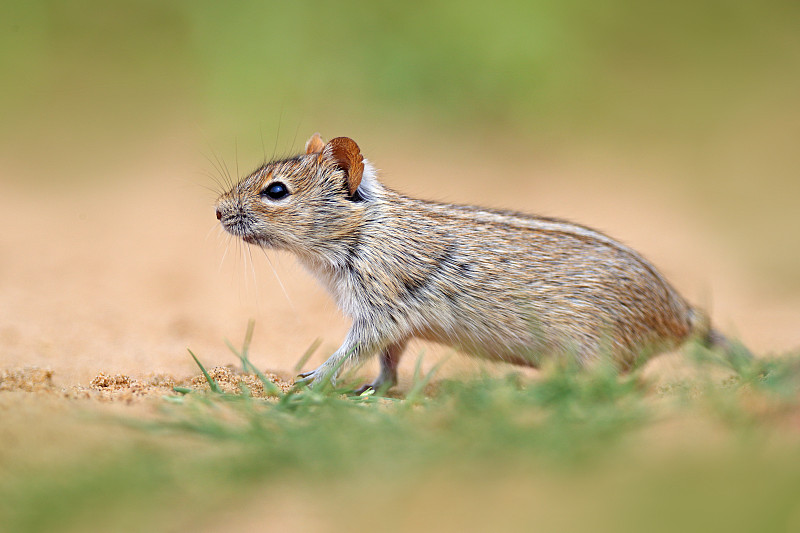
296 320 387 388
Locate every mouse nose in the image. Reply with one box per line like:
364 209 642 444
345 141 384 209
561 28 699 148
216 208 222 220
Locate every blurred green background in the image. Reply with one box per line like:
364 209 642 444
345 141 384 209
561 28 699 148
1 5 799 529
3 0 798 159
1 0 799 280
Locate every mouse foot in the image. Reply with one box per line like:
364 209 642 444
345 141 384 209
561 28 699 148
295 368 330 388
352 383 376 395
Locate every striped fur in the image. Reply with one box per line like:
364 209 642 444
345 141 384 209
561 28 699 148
216 135 713 390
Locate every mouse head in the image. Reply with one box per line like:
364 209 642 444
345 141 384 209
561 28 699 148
215 134 374 261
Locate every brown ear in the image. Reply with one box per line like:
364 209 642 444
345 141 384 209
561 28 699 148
305 133 326 154
322 137 364 195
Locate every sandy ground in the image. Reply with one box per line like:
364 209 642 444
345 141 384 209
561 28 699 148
1 139 798 393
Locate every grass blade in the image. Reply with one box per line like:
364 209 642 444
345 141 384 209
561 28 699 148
224 322 282 397
187 348 223 394
406 353 449 403
240 319 256 370
293 338 322 373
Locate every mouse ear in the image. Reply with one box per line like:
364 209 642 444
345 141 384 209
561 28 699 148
322 137 364 195
305 133 326 154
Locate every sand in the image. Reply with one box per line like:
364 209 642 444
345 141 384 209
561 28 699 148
0 365 294 403
1 139 798 399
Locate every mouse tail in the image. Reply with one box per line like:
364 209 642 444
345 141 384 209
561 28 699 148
688 307 753 364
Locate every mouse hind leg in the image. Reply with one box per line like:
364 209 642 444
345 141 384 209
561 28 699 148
354 339 408 395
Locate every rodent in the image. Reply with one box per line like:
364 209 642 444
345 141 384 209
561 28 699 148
215 133 728 391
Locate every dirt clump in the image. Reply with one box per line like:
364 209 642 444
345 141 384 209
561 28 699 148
76 372 180 403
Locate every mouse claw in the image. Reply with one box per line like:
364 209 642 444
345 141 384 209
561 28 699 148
294 366 337 389
294 370 317 387
353 379 395 396
353 383 375 395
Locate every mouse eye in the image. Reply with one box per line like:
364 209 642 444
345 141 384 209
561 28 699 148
261 182 289 200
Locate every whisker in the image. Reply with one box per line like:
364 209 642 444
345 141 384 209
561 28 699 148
205 221 220 243
272 107 283 161
219 233 232 271
193 125 226 187
200 151 231 192
260 125 267 163
234 138 240 184
258 246 296 312
219 153 234 189
171 170 224 203
239 238 251 299
246 243 260 307
291 119 302 154
197 178 225 198
199 140 226 178
238 237 246 293
208 145 232 189
199 168 226 186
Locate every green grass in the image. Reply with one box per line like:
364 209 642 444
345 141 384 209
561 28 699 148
2 326 800 532
163 337 648 467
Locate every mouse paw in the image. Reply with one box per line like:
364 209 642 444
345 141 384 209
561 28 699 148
295 366 336 389
294 370 319 388
353 383 375 395
352 377 396 396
